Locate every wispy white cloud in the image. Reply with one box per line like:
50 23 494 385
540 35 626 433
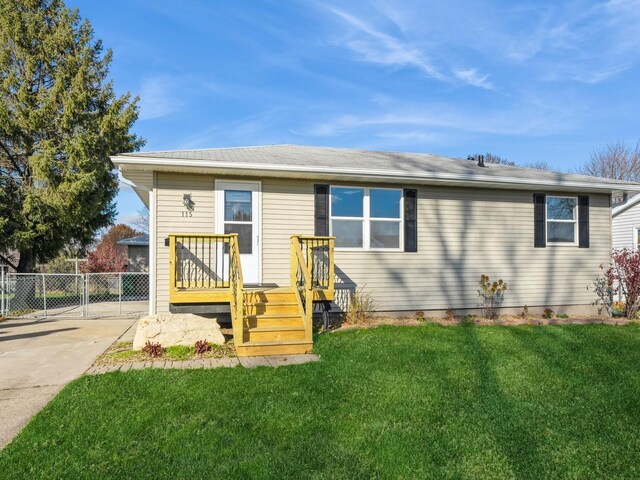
117 212 140 226
302 96 581 139
321 4 497 90
177 108 287 149
319 0 640 87
326 6 444 80
452 68 494 90
138 76 183 120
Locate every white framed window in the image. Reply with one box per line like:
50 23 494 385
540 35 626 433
634 227 640 251
330 186 403 250
546 196 578 245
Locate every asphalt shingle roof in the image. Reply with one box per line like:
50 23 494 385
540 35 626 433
116 144 640 190
117 234 149 246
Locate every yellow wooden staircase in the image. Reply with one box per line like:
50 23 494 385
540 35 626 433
168 234 334 357
237 288 312 356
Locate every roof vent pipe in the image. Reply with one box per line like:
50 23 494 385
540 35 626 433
477 155 485 167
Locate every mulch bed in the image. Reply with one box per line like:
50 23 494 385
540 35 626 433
95 340 236 366
330 314 634 331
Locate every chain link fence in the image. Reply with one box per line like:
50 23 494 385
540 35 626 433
0 272 148 318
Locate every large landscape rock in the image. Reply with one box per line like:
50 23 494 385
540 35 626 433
133 313 225 350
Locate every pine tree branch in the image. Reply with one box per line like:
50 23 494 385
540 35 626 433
0 140 22 174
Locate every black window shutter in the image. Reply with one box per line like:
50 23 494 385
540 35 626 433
314 185 329 236
534 193 546 248
578 195 589 248
404 189 418 252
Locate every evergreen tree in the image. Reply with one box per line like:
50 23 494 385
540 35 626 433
0 0 143 272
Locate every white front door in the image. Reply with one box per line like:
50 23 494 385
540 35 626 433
216 180 261 285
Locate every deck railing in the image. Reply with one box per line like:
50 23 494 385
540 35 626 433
290 235 335 340
169 233 244 347
228 235 244 346
170 234 232 289
296 236 335 296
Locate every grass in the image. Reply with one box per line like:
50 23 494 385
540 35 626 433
2 324 640 479
165 345 195 360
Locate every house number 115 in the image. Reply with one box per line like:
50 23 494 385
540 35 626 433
181 211 192 217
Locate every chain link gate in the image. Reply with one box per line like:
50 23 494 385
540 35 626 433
1 272 148 318
85 272 149 317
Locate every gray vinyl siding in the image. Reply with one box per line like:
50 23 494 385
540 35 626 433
155 173 215 312
612 205 640 250
262 178 314 285
153 172 610 313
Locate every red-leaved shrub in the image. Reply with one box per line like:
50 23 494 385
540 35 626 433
591 249 640 318
142 341 163 357
194 340 212 354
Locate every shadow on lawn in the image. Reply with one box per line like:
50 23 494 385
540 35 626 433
459 323 546 477
506 324 640 392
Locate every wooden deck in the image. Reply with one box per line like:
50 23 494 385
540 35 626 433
168 234 334 356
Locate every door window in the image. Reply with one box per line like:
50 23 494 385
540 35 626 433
224 190 252 254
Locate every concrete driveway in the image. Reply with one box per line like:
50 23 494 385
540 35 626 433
0 316 136 449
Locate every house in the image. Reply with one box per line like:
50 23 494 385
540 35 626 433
112 145 640 355
117 234 149 272
612 195 640 251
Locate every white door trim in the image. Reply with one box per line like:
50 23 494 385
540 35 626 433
215 179 262 285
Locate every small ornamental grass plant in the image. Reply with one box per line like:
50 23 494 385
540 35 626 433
477 275 507 319
344 287 376 325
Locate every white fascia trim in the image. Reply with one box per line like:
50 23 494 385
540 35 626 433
111 156 640 193
613 194 640 217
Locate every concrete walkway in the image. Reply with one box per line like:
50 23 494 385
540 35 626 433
86 353 320 374
0 316 136 449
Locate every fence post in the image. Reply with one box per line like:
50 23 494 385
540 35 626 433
119 272 122 315
84 274 88 317
0 266 4 317
42 273 47 317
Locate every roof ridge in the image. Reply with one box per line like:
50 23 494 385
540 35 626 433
120 144 295 155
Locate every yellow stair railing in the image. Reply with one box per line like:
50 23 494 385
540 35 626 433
290 235 335 342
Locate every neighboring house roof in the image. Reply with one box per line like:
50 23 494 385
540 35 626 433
117 234 149 246
112 144 640 194
613 194 640 217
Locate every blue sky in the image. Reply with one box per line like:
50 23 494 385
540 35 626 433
68 0 640 226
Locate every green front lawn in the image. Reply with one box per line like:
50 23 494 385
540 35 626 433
2 324 640 479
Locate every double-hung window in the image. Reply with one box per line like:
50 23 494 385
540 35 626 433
330 186 403 250
546 196 577 245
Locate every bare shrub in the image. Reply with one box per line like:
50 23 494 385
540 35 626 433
477 275 507 319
